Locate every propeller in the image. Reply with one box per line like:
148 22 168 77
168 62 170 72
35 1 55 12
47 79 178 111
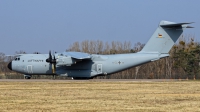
52 54 56 73
46 51 52 63
46 50 57 74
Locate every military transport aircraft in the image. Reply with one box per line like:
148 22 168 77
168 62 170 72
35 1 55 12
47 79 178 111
7 21 193 79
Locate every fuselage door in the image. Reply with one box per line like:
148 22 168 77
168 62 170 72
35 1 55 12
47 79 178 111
27 65 33 74
96 64 102 73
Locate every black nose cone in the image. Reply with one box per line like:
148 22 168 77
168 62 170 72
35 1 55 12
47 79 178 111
7 62 12 70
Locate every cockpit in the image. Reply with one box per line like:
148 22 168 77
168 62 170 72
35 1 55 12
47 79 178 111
8 56 21 70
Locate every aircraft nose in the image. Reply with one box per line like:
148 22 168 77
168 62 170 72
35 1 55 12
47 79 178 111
7 62 12 70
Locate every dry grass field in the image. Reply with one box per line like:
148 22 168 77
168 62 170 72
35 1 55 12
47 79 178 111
0 80 200 112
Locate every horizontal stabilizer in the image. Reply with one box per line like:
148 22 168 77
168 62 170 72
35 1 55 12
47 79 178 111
160 21 194 28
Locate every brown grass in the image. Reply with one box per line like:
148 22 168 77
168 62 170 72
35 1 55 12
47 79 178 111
0 81 200 112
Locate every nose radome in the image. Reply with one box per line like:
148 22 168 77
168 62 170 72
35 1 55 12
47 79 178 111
7 62 12 70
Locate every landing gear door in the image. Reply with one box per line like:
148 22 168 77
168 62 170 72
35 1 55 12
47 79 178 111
27 65 33 74
96 64 102 73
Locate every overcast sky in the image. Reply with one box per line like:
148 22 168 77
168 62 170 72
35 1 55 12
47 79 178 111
0 0 199 54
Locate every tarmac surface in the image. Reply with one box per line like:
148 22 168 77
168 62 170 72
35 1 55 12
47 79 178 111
0 79 185 82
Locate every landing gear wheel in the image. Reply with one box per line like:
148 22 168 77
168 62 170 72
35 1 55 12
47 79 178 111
25 76 31 79
52 75 56 80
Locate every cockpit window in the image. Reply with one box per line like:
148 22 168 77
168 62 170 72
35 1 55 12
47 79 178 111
14 57 20 61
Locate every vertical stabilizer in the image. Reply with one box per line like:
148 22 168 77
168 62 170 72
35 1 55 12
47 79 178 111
140 21 193 53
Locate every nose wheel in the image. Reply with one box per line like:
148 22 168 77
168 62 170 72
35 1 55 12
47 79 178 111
52 75 56 80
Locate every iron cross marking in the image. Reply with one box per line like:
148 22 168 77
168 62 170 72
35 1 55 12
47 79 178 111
118 61 121 65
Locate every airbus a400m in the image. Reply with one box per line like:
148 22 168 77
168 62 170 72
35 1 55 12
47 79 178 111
7 21 193 79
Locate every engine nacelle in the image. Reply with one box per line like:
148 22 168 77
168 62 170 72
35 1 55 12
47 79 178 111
57 56 77 66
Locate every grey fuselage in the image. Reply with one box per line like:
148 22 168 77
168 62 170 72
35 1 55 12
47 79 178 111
10 52 168 78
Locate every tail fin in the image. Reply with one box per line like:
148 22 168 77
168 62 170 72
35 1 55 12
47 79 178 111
140 20 193 53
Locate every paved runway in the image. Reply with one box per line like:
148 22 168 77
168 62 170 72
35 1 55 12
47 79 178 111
0 79 184 82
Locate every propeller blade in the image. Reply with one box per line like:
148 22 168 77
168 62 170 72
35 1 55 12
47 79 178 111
53 54 56 73
53 63 56 74
46 50 52 63
49 50 52 60
53 55 55 60
52 63 55 73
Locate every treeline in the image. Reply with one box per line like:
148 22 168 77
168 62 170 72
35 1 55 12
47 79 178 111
0 36 200 79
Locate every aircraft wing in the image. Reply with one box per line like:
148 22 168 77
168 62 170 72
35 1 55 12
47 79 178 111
56 52 91 66
61 52 91 59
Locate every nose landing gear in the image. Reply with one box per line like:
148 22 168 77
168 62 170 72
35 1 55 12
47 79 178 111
52 75 56 80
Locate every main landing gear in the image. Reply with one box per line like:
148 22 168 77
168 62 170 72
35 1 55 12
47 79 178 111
24 75 31 79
